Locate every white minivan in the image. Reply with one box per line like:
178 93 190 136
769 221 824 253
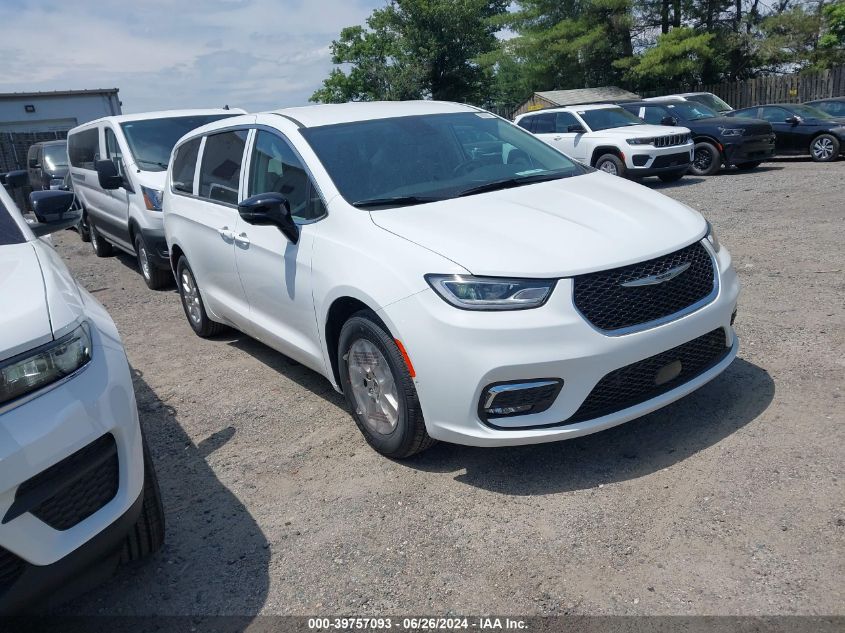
67 109 241 289
163 101 740 459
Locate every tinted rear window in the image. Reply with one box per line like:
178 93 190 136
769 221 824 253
0 200 25 246
198 130 248 205
171 137 202 194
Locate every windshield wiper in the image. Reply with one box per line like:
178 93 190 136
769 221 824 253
352 195 443 208
456 172 568 198
136 159 168 170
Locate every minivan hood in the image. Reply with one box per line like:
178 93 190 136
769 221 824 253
597 124 691 137
369 172 706 278
0 243 52 361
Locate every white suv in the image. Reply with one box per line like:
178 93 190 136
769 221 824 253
164 101 739 459
0 173 163 613
67 109 242 289
515 104 694 181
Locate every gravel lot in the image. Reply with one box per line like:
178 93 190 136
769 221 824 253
55 158 843 616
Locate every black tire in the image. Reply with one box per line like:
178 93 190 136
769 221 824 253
120 435 165 563
658 170 685 183
176 256 225 337
809 133 839 162
734 161 762 170
594 153 626 178
135 234 171 290
338 310 434 458
90 222 114 257
78 211 91 242
689 141 722 176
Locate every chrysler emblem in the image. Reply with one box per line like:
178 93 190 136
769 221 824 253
621 262 691 288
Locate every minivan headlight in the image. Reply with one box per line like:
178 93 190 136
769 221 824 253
141 186 164 211
426 275 555 310
706 221 721 252
0 323 92 407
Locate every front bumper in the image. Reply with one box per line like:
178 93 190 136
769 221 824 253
625 144 694 175
0 291 143 608
139 227 170 270
379 242 740 447
723 135 776 165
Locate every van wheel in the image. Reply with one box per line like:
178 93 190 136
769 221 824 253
594 154 626 178
121 435 165 562
338 310 434 459
810 134 839 162
135 234 171 290
90 223 114 257
78 212 91 242
690 142 722 176
176 257 224 337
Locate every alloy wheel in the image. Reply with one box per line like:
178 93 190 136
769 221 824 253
812 137 834 160
599 161 618 176
138 243 151 280
693 147 713 172
347 339 400 436
180 269 202 326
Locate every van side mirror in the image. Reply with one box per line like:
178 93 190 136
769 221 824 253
567 124 586 134
661 116 678 126
238 192 299 244
3 170 28 189
27 190 81 237
95 159 123 190
28 158 40 169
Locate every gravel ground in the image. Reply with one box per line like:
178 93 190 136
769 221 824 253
55 158 843 616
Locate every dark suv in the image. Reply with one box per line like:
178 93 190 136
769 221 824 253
620 101 775 176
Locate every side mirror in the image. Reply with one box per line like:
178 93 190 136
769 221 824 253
3 170 28 189
27 190 81 237
567 124 586 134
661 116 678 126
785 116 801 125
28 158 40 169
95 159 123 190
237 192 299 244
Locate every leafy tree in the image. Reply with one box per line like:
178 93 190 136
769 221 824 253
623 27 715 89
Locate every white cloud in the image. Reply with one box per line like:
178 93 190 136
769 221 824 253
0 0 382 113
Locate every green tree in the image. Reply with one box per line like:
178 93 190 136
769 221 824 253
623 27 715 89
311 0 507 104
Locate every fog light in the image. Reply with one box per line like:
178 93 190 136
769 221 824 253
479 379 563 421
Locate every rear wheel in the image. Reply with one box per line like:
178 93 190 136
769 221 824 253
90 223 114 257
176 257 225 337
120 435 165 563
689 141 722 176
594 153 626 178
135 234 171 290
810 134 839 162
734 161 762 170
338 310 434 458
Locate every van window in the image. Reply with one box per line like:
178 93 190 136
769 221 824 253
105 128 125 177
171 138 201 195
198 130 248 205
248 131 325 222
42 143 68 170
68 128 99 169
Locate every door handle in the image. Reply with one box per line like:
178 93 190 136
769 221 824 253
217 226 235 240
553 136 562 141
234 232 250 246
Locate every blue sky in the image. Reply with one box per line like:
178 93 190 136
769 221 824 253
1 0 385 113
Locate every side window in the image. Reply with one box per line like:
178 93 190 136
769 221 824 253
198 130 248 205
68 128 99 169
760 107 789 122
105 128 124 176
171 137 201 195
731 109 758 119
554 112 579 133
248 130 326 222
516 117 534 132
642 107 666 125
532 113 556 133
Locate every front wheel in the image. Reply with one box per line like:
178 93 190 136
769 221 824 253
338 311 434 458
135 234 171 290
810 134 839 162
120 435 165 562
734 161 762 170
90 223 114 257
176 257 225 337
594 154 626 178
689 141 722 176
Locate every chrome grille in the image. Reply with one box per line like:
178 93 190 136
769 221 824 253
654 133 689 148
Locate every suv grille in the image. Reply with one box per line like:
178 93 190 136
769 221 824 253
0 547 25 595
568 328 730 423
12 434 119 531
573 241 715 332
654 133 690 147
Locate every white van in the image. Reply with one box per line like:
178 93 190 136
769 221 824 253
67 109 242 289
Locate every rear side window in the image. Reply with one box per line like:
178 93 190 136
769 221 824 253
642 107 666 125
516 117 534 132
198 130 248 205
68 128 99 169
532 113 556 133
731 109 759 119
554 112 579 132
171 138 201 195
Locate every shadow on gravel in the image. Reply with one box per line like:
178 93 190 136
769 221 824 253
715 164 785 176
645 176 705 190
403 357 774 495
60 367 270 620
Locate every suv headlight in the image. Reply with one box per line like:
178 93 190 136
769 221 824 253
141 186 164 211
426 275 555 310
627 137 654 145
0 322 92 407
706 221 721 252
719 128 745 137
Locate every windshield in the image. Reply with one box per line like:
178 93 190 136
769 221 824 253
665 102 717 121
790 104 834 120
300 112 586 207
0 200 25 245
687 93 733 112
42 143 68 170
120 114 238 171
578 107 644 131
